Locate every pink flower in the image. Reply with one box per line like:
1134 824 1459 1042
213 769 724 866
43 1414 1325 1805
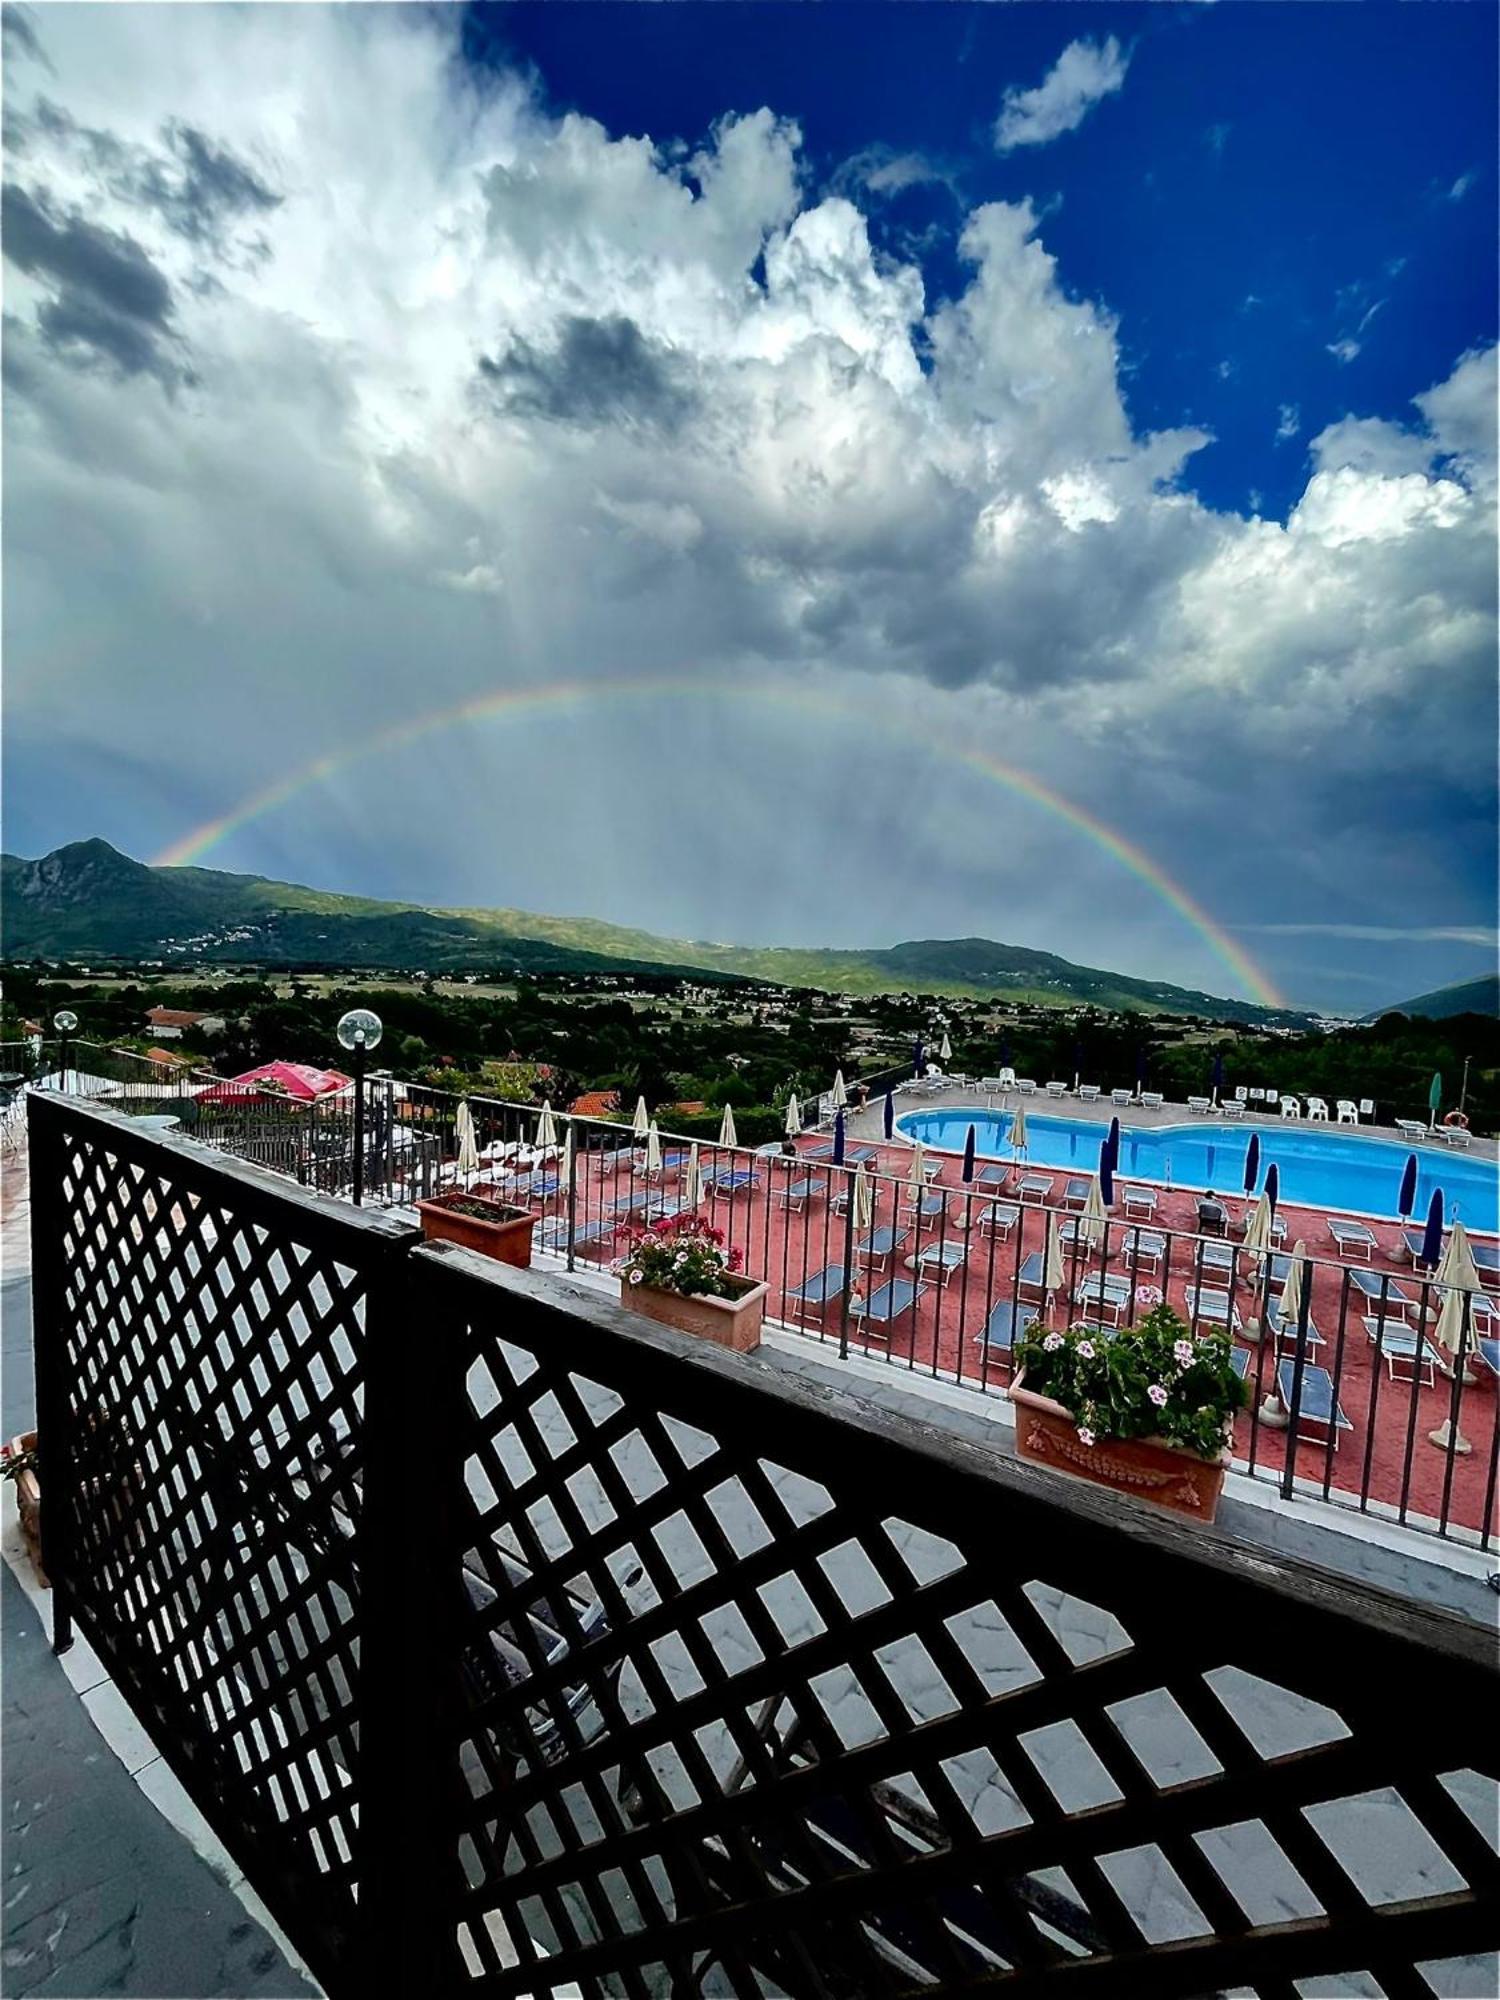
1077 1426 1096 1447
1173 1339 1194 1367
1147 1383 1168 1407
1077 1340 1096 1360
628 1269 643 1285
1042 1331 1064 1352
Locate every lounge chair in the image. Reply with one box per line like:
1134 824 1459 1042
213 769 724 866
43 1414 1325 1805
1017 1251 1049 1298
1186 1096 1212 1115
1183 1285 1241 1330
1077 1083 1101 1103
1440 1124 1473 1148
1305 1097 1330 1123
906 1241 968 1284
1327 1217 1378 1262
977 1201 1020 1240
1140 1091 1164 1111
1062 1177 1091 1209
1269 1309 1325 1353
1073 1273 1131 1325
785 1263 847 1322
1194 1240 1236 1277
1276 1361 1352 1449
1280 1098 1302 1120
1122 1185 1157 1219
1058 1217 1099 1255
973 1164 1009 1188
776 1176 825 1212
1348 1269 1412 1316
1110 1088 1133 1108
534 1215 615 1257
1016 1173 1054 1204
855 1227 908 1269
707 1168 760 1199
800 1141 835 1161
1360 1321 1438 1385
844 1145 878 1164
978 1299 1037 1366
1221 1100 1245 1120
1229 1346 1253 1381
1335 1100 1359 1126
853 1278 926 1337
1395 1118 1428 1143
1401 1229 1439 1271
900 1190 948 1224
1045 1080 1068 1099
1119 1229 1166 1276
1477 1337 1500 1383
978 1075 1005 1094
1014 1078 1037 1095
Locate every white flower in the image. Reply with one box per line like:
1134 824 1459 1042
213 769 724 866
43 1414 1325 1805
1042 1331 1064 1352
1078 1426 1096 1447
1147 1383 1168 1407
1077 1340 1096 1361
628 1269 644 1285
1173 1339 1195 1368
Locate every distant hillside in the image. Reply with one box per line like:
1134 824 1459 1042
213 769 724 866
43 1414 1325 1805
1369 973 1500 1023
1 839 1313 1024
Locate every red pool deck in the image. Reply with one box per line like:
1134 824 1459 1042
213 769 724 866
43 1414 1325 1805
544 1139 1499 1545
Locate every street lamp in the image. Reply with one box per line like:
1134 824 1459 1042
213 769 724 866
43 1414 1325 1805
336 1010 383 1206
53 1010 78 1093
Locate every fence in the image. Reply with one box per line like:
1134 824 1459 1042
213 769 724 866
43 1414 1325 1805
26 1093 1500 1997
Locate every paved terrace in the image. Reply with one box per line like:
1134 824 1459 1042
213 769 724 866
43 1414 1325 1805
481 1084 1500 1552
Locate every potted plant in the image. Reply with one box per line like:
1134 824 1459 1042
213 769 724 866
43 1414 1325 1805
1009 1304 1247 1522
616 1214 768 1352
417 1188 535 1268
1 1432 43 1584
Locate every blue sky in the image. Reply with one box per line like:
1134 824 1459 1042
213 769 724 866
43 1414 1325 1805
3 2 1496 1013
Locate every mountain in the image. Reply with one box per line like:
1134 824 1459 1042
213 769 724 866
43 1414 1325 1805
1368 974 1500 1023
2 840 1312 1024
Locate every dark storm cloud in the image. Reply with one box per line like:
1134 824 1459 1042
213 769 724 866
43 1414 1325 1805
479 315 695 431
1 5 51 72
1 182 183 381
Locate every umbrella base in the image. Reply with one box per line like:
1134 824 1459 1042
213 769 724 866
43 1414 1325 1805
1427 1419 1472 1456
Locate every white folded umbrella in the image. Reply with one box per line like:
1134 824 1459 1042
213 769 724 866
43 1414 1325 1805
1011 1105 1028 1154
830 1070 848 1109
853 1161 874 1232
718 1104 738 1149
559 1127 575 1194
784 1093 802 1137
907 1142 927 1196
1042 1212 1065 1295
632 1095 650 1138
1280 1240 1311 1323
1433 1222 1483 1356
455 1099 480 1182
1081 1176 1107 1247
684 1141 703 1210
939 1033 952 1062
646 1120 663 1174
1241 1191 1274 1257
535 1099 557 1150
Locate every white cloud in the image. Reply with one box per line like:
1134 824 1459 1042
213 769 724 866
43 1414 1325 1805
2 5 1493 1005
1241 924 1498 946
1448 170 1475 202
1275 403 1300 443
1327 337 1361 365
994 37 1130 153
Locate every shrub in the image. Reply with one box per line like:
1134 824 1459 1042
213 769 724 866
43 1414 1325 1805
1014 1303 1247 1462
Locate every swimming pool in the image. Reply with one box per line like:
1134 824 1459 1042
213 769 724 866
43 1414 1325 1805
896 1108 1500 1226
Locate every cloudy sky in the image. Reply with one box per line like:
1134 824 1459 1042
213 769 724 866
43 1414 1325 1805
4 2 1496 1013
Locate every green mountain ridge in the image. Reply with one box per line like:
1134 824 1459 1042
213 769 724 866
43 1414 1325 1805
2 839 1315 1024
1366 973 1499 1023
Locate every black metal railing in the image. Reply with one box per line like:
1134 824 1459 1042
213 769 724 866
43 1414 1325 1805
27 1094 1500 1997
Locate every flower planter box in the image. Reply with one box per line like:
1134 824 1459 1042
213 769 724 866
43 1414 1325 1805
1008 1375 1229 1522
620 1276 768 1353
3 1431 45 1586
417 1191 535 1268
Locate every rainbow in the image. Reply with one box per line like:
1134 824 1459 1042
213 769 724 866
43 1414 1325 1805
152 675 1286 1008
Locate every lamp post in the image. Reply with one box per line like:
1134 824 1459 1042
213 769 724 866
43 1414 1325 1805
53 1010 78 1095
336 1010 383 1206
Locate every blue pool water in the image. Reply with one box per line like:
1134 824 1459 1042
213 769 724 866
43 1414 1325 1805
897 1108 1500 1226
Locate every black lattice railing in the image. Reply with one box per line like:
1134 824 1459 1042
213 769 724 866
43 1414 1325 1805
28 1096 1500 1999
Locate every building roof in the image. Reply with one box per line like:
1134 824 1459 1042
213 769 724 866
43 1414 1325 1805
570 1089 619 1119
145 1007 212 1027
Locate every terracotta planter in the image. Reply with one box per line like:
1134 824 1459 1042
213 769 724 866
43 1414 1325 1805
417 1192 535 1268
1008 1375 1229 1521
3 1431 45 1586
620 1276 768 1353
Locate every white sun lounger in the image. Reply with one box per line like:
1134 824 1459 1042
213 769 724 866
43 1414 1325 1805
1046 1080 1068 1098
1327 1217 1378 1261
1140 1092 1164 1111
1016 1174 1054 1204
1077 1084 1101 1103
1440 1124 1473 1148
1111 1088 1133 1108
1014 1078 1037 1095
1186 1096 1212 1115
1395 1118 1428 1143
1183 1285 1241 1331
977 1202 1020 1239
1122 1185 1157 1219
1360 1321 1439 1385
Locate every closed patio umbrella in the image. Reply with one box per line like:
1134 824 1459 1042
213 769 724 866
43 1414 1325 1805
1042 1212 1065 1298
883 1089 895 1140
1242 1189 1274 1257
536 1099 558 1151
1211 1053 1224 1106
1106 1115 1121 1169
939 1033 952 1063
1134 1049 1146 1099
1072 1043 1083 1093
1280 1239 1311 1325
1011 1104 1028 1157
1397 1152 1418 1222
718 1104 738 1149
455 1099 480 1183
683 1141 703 1211
784 1093 802 1137
1081 1171 1108 1248
962 1125 977 1181
1264 1163 1280 1216
1243 1131 1261 1197
1098 1139 1114 1209
632 1096 650 1139
831 1069 848 1110
832 1111 846 1166
852 1161 874 1232
1428 1072 1443 1129
645 1120 663 1175
559 1126 575 1194
1433 1221 1483 1349
913 1041 925 1077
907 1142 928 1196
1420 1189 1445 1269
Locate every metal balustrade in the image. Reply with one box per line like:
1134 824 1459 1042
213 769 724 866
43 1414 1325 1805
26 1094 1500 1997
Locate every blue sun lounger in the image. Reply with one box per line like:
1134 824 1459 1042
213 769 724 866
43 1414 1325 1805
854 1278 927 1335
785 1263 847 1321
1063 1178 1091 1209
978 1298 1037 1364
1017 1251 1049 1296
707 1169 760 1198
776 1176 825 1211
974 1164 1009 1188
844 1145 879 1164
902 1191 947 1221
1348 1269 1413 1313
855 1226 909 1268
534 1215 614 1256
1276 1361 1353 1448
1229 1346 1253 1380
1478 1337 1500 1381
